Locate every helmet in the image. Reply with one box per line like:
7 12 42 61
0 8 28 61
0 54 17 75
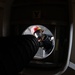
31 26 42 34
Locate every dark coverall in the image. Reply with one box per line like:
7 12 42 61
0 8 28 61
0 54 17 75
0 35 39 75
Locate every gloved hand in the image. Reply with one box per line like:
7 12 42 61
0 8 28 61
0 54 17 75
42 35 53 51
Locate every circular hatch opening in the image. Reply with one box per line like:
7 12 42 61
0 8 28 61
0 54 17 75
22 25 55 59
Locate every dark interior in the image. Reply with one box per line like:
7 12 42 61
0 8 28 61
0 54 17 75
8 0 70 71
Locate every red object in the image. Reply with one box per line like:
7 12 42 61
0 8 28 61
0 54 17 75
34 26 40 32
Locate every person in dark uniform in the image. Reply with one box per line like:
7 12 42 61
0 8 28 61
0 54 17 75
31 26 54 54
0 26 55 75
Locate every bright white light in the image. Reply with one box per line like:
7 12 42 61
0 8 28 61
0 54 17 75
51 37 54 41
